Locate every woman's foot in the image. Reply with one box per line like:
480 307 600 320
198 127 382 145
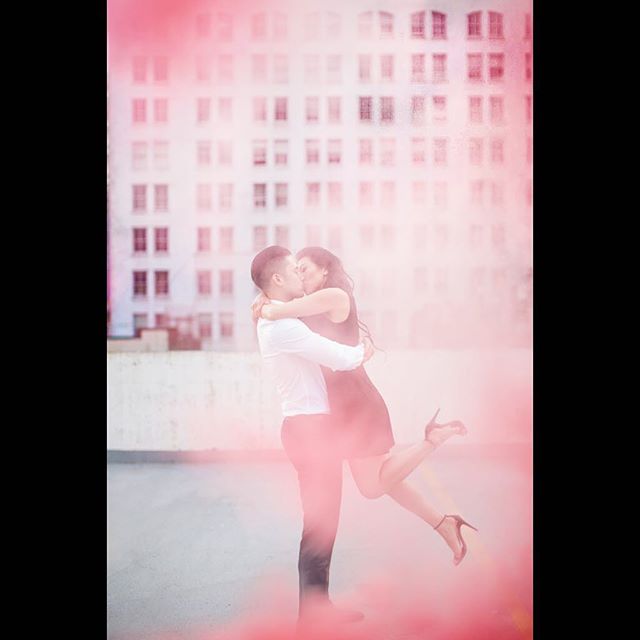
424 408 467 447
433 515 464 563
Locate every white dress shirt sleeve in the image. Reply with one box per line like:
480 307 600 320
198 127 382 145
269 319 364 371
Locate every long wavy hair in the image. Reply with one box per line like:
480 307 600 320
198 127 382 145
295 246 379 349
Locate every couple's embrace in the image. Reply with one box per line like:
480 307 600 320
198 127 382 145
250 245 477 625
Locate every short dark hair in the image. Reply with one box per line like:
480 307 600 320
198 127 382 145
251 245 291 290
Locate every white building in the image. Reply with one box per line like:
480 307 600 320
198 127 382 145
107 0 532 350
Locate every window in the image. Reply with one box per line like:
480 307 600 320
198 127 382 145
526 95 532 123
220 270 233 295
154 227 168 253
253 226 267 251
493 268 507 293
435 226 449 251
274 12 288 39
412 137 426 165
132 142 147 170
133 57 147 83
274 55 288 83
197 98 210 123
133 314 148 336
411 54 426 83
489 54 504 81
491 182 504 207
196 56 211 83
381 138 395 166
197 141 211 166
469 96 482 123
155 314 169 329
155 271 169 296
379 11 393 37
471 180 484 206
274 139 288 165
381 55 394 81
153 57 168 83
153 141 168 169
305 12 321 40
254 183 267 209
432 12 447 39
252 55 267 82
219 227 233 252
328 139 341 164
358 11 373 38
414 225 427 251
275 183 288 208
526 53 532 81
133 185 147 212
411 96 425 125
306 225 322 246
489 12 504 39
411 11 425 39
153 98 168 123
412 181 426 206
219 97 232 123
327 55 341 83
359 55 372 82
468 12 482 38
275 225 289 247
381 182 395 208
219 184 233 211
253 140 267 166
306 97 319 123
433 54 447 82
414 267 428 292
433 96 446 122
434 138 447 165
491 139 504 164
381 226 395 250
327 12 341 39
328 182 342 209
469 137 483 165
470 268 486 295
133 228 146 253
306 183 320 207
328 97 341 123
434 182 447 209
220 313 234 339
218 140 233 166
360 225 374 249
133 271 147 297
492 225 506 251
380 97 394 123
468 54 482 81
252 13 266 40
525 13 532 40
359 182 374 208
305 55 321 82
197 184 212 211
274 97 287 122
328 227 342 252
490 96 504 124
306 139 320 164
197 227 211 252
133 99 146 123
198 314 212 339
148 186 163 221
253 97 267 123
197 270 212 295
359 139 373 165
359 96 373 122
218 55 233 83
218 13 233 41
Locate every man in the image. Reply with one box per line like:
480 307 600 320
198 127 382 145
250 246 372 624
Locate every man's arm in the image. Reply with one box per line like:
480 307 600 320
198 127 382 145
268 319 372 371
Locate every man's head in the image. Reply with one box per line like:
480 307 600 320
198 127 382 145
251 246 305 301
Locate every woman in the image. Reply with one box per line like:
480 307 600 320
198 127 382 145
252 247 477 565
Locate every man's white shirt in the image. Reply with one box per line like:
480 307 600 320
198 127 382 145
256 301 364 417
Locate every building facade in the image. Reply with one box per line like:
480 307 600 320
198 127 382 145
107 0 532 350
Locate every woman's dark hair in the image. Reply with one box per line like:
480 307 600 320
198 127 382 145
295 246 380 350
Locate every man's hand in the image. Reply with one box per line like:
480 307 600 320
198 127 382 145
361 336 374 364
250 292 270 322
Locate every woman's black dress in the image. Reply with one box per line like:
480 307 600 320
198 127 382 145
302 291 395 458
